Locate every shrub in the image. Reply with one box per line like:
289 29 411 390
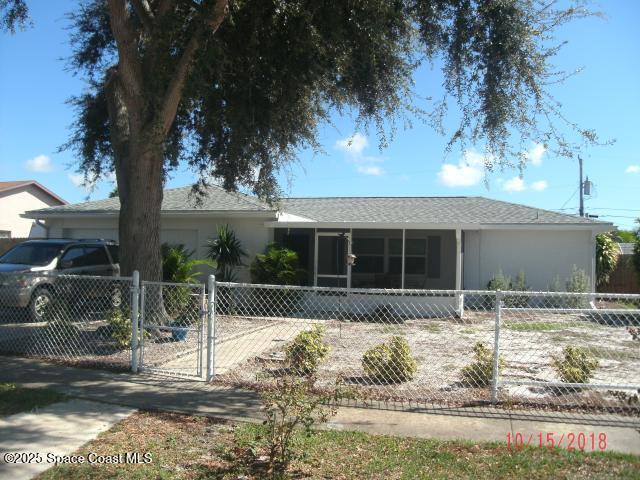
552 345 599 384
107 308 131 349
565 265 590 308
259 375 351 476
596 233 619 287
206 224 247 282
285 324 330 375
487 269 511 291
504 271 529 308
250 242 305 285
362 336 417 383
460 342 504 387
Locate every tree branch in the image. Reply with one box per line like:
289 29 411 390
106 0 143 113
158 0 228 136
130 0 154 32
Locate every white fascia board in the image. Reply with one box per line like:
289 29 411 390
23 210 277 220
265 220 613 233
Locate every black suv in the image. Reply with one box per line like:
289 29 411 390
0 239 120 320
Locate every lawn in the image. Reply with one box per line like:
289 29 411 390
0 382 66 416
37 411 640 480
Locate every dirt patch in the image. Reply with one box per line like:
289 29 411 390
215 311 640 413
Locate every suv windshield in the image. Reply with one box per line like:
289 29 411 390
0 243 66 266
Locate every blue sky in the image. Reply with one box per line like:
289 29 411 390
1 1 638 230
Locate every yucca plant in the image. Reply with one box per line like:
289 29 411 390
206 225 247 282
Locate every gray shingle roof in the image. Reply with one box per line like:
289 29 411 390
27 185 273 215
278 196 610 225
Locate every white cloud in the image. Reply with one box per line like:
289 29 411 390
336 132 368 156
68 173 88 188
524 143 546 166
437 150 485 187
502 176 526 192
336 133 385 176
25 154 53 172
530 180 548 191
626 165 640 174
356 165 383 176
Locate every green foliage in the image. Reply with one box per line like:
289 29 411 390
504 271 529 308
633 219 640 278
362 336 417 383
487 269 511 291
161 244 214 284
565 265 590 308
107 308 131 350
552 345 599 384
596 233 619 287
615 230 636 243
461 342 504 387
206 224 247 282
285 325 330 375
250 243 305 286
259 375 352 477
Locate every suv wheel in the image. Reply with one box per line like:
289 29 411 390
29 287 53 322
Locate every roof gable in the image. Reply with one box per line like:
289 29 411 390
0 180 66 205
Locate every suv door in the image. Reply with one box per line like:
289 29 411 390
81 245 115 277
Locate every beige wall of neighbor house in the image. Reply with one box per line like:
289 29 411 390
463 228 595 291
47 215 273 282
0 184 64 238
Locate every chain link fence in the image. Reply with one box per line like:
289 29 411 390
212 282 640 425
0 272 133 370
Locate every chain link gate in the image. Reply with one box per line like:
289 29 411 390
137 280 207 379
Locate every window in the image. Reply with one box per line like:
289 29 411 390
107 245 119 264
317 236 347 275
427 236 441 278
60 246 109 268
0 231 10 238
352 238 384 274
404 239 426 275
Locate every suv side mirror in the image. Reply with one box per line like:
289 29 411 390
59 260 74 269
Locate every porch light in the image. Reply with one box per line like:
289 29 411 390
347 253 357 266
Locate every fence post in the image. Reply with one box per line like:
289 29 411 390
206 274 216 382
131 270 140 373
491 290 502 404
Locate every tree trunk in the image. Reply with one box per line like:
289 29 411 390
117 144 164 281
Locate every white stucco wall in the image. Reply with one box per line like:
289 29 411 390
0 185 63 238
46 215 273 282
463 228 595 291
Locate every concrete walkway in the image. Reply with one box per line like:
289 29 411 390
1 356 639 455
0 399 134 480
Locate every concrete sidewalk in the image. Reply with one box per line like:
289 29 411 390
0 399 134 480
1 356 639 455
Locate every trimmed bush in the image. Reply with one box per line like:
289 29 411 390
285 324 330 375
362 336 417 383
460 342 504 387
552 345 599 384
487 269 511 291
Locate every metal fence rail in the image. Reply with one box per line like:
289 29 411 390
0 272 133 370
212 282 640 425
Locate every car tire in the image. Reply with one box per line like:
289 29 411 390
29 287 53 322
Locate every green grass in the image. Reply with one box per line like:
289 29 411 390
420 323 443 333
506 321 603 332
37 411 640 480
0 383 66 417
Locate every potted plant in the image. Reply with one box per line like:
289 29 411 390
170 314 191 342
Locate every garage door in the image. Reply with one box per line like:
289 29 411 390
62 228 199 256
63 228 118 242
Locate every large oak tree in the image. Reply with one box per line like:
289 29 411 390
2 0 601 280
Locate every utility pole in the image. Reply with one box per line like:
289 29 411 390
578 155 584 217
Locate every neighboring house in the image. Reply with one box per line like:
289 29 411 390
0 180 66 238
24 185 612 293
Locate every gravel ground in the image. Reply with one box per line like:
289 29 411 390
217 311 640 413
